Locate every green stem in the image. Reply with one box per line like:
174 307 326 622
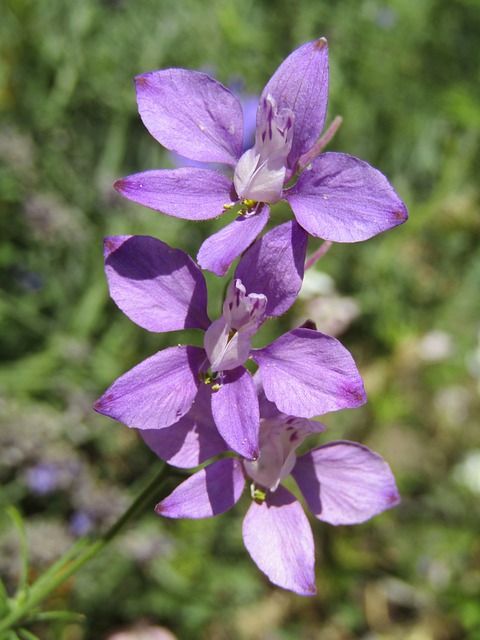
0 463 168 635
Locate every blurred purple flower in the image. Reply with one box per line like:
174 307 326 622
25 463 61 495
153 382 400 595
69 510 95 537
114 38 407 275
94 222 366 459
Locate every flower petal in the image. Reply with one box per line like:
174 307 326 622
114 168 234 220
292 441 401 525
197 204 270 276
211 367 260 460
104 235 210 332
261 38 329 169
234 96 294 203
286 152 408 242
135 70 243 165
156 457 246 519
94 346 205 430
251 328 366 417
141 384 229 468
204 281 266 372
242 486 316 595
235 220 308 317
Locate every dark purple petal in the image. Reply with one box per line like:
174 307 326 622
104 236 210 332
94 346 205 430
114 168 234 220
197 205 270 276
156 458 245 519
292 441 401 525
251 328 366 417
286 152 408 242
235 220 308 317
141 384 229 468
211 367 260 460
135 70 244 166
242 486 316 595
261 39 329 169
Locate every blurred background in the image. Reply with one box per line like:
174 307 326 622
1 0 479 638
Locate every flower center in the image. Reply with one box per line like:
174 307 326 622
204 279 267 372
233 95 294 204
243 419 308 493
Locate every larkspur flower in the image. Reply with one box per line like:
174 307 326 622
94 221 366 459
150 381 400 595
114 38 408 276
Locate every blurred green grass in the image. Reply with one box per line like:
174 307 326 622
1 0 480 638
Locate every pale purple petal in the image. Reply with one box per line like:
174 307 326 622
156 458 245 519
204 279 266 372
251 328 366 417
197 204 270 276
292 441 401 525
135 70 243 165
242 486 316 596
235 221 308 317
94 346 205 430
261 39 329 169
104 235 210 332
211 367 260 460
204 299 265 372
234 96 294 203
141 384 229 468
114 168 234 220
203 316 230 370
286 152 408 242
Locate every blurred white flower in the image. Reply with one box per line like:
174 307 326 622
418 330 454 362
297 269 359 337
107 625 178 640
453 449 480 495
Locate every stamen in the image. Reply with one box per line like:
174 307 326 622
250 483 266 502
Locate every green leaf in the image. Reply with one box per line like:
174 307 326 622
18 629 42 640
4 507 29 600
23 610 85 625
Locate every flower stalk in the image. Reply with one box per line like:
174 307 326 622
0 463 168 636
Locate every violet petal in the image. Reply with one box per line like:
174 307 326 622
94 346 205 430
242 485 316 595
235 220 308 317
251 328 366 417
292 441 401 525
114 168 235 220
197 204 270 276
261 38 329 170
286 152 408 242
104 235 210 332
141 384 229 468
135 70 243 165
156 457 245 519
210 367 260 460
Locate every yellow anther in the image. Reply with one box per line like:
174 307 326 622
250 484 266 502
242 199 257 209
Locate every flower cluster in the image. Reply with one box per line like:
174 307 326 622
96 38 407 595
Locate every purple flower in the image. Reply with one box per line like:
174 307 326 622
94 222 366 460
152 383 400 596
114 38 408 276
25 463 61 495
